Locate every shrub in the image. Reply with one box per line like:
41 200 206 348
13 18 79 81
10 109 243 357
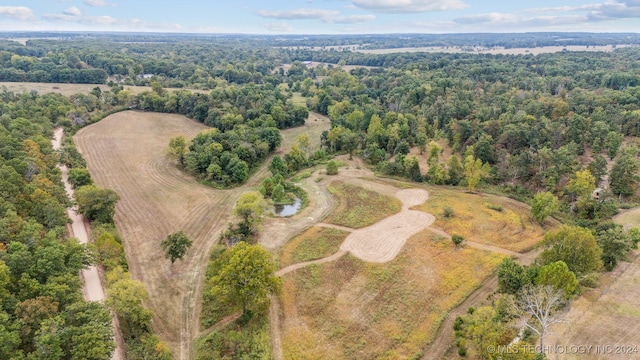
326 160 338 175
487 203 503 212
443 206 454 218
452 234 464 246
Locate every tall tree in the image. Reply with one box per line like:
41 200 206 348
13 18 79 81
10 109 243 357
105 268 152 339
208 242 281 317
539 225 602 275
531 191 559 225
74 185 120 224
610 153 639 196
536 261 578 297
497 258 530 295
464 153 489 192
234 191 267 237
161 231 192 264
515 285 565 350
167 135 187 166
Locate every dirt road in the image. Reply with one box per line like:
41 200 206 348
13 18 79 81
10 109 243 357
53 128 124 360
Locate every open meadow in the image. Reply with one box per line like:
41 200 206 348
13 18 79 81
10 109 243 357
415 187 548 253
279 229 504 359
0 81 207 96
274 175 549 359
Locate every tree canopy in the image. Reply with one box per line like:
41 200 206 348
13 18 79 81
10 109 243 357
208 242 281 317
539 225 602 275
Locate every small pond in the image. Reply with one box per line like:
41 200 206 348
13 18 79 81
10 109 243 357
274 197 302 217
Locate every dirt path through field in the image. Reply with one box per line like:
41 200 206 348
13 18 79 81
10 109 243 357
53 128 124 360
423 247 542 360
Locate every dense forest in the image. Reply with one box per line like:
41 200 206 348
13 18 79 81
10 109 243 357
0 91 117 359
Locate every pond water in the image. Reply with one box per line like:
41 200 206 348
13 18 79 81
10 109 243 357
274 197 302 217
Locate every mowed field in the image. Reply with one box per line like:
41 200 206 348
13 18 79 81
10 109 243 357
545 252 640 360
74 110 330 359
543 215 640 359
0 81 207 96
356 44 634 55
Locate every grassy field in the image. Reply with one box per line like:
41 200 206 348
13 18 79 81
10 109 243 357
415 187 546 252
326 182 402 229
546 251 640 359
0 81 207 96
74 110 330 359
356 45 632 55
614 207 640 228
279 226 350 268
279 230 505 359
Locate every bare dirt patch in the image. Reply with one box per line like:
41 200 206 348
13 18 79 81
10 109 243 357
340 189 433 263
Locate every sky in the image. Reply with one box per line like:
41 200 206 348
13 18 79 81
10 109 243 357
1 0 640 34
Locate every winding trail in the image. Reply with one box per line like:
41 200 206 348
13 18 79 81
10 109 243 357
269 173 544 360
53 128 124 360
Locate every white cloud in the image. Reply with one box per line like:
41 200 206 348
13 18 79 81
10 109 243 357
42 11 182 31
83 0 115 7
256 8 339 20
447 1 640 31
264 22 294 32
331 14 376 23
63 6 82 16
257 7 375 25
0 6 35 21
351 0 467 13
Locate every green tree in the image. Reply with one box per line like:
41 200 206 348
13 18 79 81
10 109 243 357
63 301 115 360
234 191 267 237
539 225 602 275
67 168 92 189
446 155 465 186
451 234 464 247
588 154 608 185
326 160 338 175
269 155 288 177
208 242 281 317
536 261 578 297
610 153 639 196
464 153 489 192
462 306 514 360
161 231 192 264
74 185 120 224
95 232 126 271
566 169 596 199
105 268 153 339
606 131 623 159
167 135 187 166
497 258 529 294
597 227 632 271
531 191 559 225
